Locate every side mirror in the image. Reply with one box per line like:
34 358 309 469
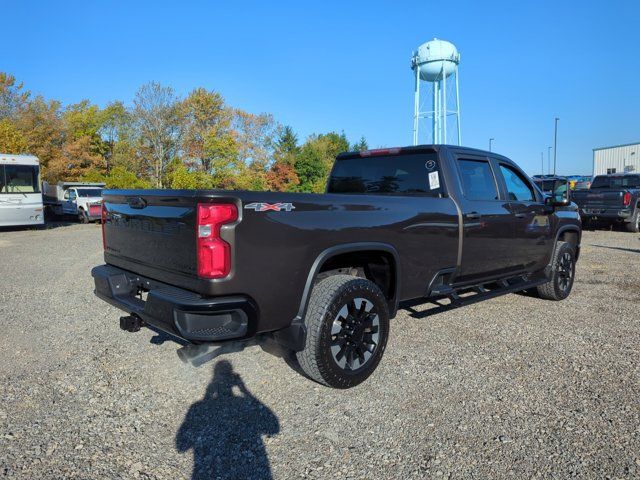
544 179 570 207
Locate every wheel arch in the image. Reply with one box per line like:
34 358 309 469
272 243 401 353
298 243 401 321
555 225 581 261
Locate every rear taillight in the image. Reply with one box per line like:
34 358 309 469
623 192 631 206
101 202 107 250
197 203 238 279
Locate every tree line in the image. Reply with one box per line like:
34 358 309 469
0 72 368 192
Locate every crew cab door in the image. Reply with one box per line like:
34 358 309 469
495 161 552 272
453 155 518 281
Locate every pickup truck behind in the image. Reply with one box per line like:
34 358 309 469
43 181 105 223
92 145 581 388
573 173 640 232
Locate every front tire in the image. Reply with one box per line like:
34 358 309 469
78 209 89 224
296 275 389 389
536 241 576 300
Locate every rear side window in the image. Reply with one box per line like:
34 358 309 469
327 153 442 196
590 176 608 189
616 175 640 188
499 164 535 201
457 159 498 200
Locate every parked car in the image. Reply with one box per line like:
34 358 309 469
43 182 105 223
91 145 581 388
573 173 640 232
566 175 592 190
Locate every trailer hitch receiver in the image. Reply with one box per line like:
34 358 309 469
120 315 145 333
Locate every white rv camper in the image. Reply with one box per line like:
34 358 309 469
0 154 44 227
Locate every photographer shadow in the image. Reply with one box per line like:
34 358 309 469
176 360 279 480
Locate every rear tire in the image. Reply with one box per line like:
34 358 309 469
296 275 389 389
625 209 639 233
536 241 576 301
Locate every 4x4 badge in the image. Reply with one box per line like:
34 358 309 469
244 202 295 212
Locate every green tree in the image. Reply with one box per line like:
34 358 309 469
232 110 278 173
180 88 232 172
82 166 152 189
164 159 215 189
0 119 28 153
204 132 239 188
100 101 132 173
0 72 30 119
351 136 368 152
275 125 299 158
294 132 350 192
133 82 181 187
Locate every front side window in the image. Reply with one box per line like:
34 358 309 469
456 159 498 201
499 164 535 201
0 165 40 194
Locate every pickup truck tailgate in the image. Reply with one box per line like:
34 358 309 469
102 191 200 281
580 190 627 208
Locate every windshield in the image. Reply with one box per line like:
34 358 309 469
76 188 103 197
591 175 640 189
0 164 41 194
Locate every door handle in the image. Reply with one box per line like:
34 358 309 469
514 213 526 218
465 212 481 219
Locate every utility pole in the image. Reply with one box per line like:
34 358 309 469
489 138 494 152
547 146 552 175
553 117 559 175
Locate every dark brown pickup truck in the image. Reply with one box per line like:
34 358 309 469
92 145 581 388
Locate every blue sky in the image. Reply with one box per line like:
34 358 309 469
3 0 639 176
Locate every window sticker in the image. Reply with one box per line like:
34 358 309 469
428 171 440 190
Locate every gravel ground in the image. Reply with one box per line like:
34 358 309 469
0 224 638 479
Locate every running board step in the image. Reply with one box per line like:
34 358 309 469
446 276 548 308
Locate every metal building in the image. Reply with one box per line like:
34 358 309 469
593 142 640 175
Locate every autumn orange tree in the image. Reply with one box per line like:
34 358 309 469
0 72 368 192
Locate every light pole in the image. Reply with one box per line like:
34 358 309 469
489 138 494 152
541 152 544 176
547 146 552 175
553 117 559 175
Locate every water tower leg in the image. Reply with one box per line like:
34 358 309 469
413 67 420 146
455 65 461 146
443 67 448 144
432 80 438 144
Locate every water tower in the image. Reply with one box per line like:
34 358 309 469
411 38 461 145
